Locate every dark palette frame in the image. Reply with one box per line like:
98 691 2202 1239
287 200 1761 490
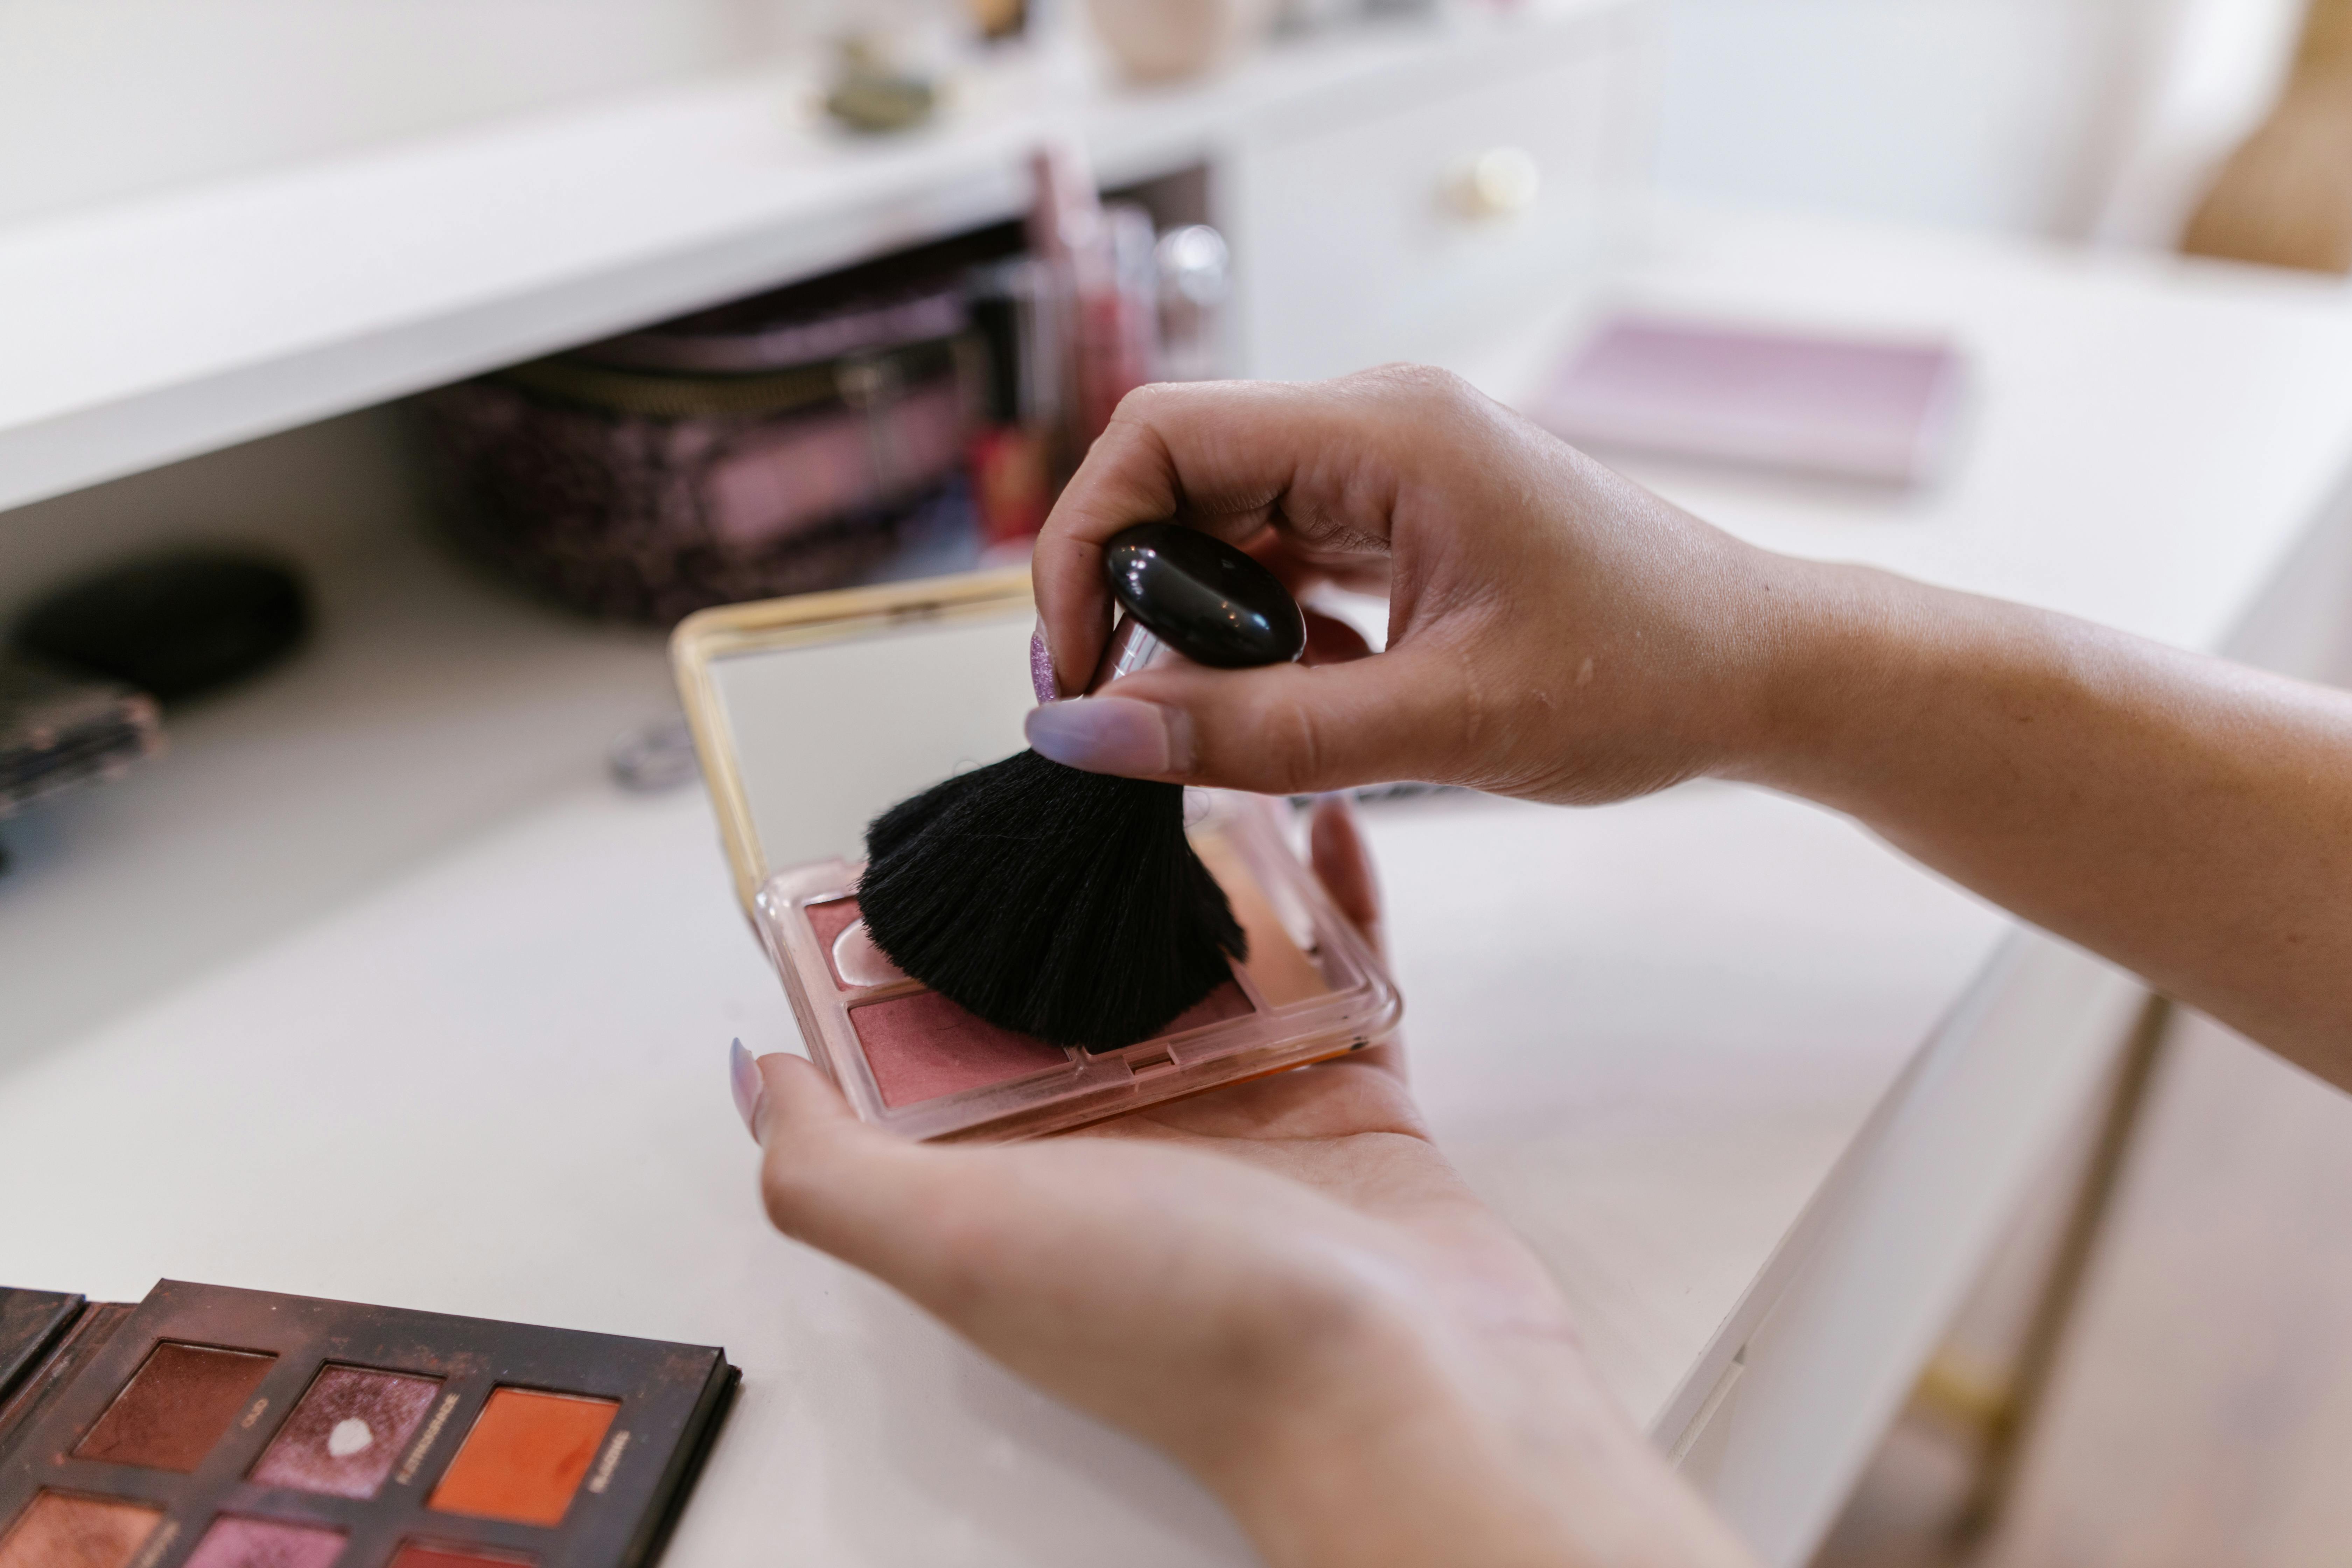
0 1282 736 1568
0 1290 85 1404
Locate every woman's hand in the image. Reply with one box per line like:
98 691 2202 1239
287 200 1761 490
1024 367 2352 1089
1024 366 1805 804
739 797 1755 1568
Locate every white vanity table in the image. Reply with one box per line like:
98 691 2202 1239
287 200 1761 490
7 15 2352 1568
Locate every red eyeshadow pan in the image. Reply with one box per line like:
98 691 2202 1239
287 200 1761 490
0 1492 161 1568
74 1343 276 1472
427 1389 616 1528
250 1365 441 1499
851 989 1073 1106
388 1545 536 1568
181 1515 345 1568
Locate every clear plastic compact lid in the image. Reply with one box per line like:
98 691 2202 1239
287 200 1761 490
673 568 1040 911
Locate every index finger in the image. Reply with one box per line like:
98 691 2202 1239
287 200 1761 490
1032 377 1405 698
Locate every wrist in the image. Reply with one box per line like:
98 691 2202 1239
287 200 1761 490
1196 1307 1753 1568
1716 554 1919 799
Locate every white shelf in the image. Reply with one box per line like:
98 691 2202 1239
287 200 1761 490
0 411 680 1059
0 8 1617 517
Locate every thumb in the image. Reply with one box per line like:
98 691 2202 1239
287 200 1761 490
749 1051 971 1285
1022 644 1473 795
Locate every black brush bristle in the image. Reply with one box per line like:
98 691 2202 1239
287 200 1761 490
855 750 1247 1051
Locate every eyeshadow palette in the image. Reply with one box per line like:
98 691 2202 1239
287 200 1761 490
0 1282 735 1568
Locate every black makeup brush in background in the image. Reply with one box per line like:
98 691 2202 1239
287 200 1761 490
856 523 1307 1051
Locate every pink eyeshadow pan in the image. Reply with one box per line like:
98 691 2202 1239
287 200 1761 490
850 980 1256 1108
181 1516 346 1568
250 1365 441 1499
853 991 1071 1107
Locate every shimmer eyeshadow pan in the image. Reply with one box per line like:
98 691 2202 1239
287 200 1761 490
74 1343 275 1471
251 1365 441 1498
0 1281 735 1568
0 1491 161 1568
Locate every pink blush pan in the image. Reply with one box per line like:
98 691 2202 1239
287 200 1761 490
852 992 1071 1107
850 980 1256 1108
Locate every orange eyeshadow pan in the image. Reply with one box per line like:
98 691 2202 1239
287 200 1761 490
428 1390 618 1528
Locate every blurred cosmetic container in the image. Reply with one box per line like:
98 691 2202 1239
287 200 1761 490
1085 0 1274 82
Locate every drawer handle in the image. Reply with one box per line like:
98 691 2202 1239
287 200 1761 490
1448 146 1543 220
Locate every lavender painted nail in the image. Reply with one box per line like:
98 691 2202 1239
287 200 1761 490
729 1038 765 1144
1030 621 1058 705
1024 696 1193 777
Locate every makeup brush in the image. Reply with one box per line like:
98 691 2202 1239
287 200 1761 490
856 523 1307 1051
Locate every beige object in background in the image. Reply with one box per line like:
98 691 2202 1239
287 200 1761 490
2183 0 2352 271
1084 0 1272 82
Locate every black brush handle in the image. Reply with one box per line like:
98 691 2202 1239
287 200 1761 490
1100 522 1307 671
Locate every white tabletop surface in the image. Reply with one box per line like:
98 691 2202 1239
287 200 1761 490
6 209 2352 1564
0 776 2005 1566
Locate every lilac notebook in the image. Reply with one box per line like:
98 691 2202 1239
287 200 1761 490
1534 315 1964 485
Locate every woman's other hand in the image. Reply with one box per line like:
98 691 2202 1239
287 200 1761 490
741 797 1755 1568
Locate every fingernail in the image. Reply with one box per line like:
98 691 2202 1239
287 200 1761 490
1025 696 1194 776
1030 619 1058 705
729 1038 765 1145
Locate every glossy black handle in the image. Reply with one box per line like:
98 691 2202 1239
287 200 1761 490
1102 523 1307 670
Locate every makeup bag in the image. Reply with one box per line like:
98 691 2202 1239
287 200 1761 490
413 237 1017 624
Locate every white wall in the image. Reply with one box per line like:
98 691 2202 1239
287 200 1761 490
1650 0 2303 245
0 0 779 225
0 0 2307 244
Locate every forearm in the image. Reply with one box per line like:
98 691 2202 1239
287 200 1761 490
1740 559 2352 1085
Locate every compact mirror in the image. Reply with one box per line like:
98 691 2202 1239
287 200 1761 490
671 565 1404 1144
671 568 1037 909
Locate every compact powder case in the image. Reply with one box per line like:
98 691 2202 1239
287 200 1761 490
672 568 1403 1142
0 1281 735 1568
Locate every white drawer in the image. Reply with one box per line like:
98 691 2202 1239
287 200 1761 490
1231 17 1644 381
